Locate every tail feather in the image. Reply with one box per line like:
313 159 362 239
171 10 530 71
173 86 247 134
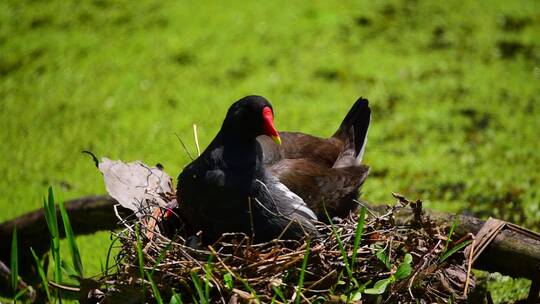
332 97 371 162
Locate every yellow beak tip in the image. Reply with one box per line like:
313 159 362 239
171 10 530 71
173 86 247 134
272 135 282 145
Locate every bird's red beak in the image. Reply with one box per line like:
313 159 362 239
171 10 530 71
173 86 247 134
262 106 281 145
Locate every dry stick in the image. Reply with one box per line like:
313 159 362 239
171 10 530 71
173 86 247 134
153 223 187 244
388 236 393 268
0 259 33 298
208 246 264 302
281 256 304 269
114 204 138 236
243 251 301 270
193 124 201 156
452 233 472 247
243 246 308 269
299 292 313 304
306 269 337 290
207 273 227 304
232 288 258 302
232 235 249 258
248 197 256 240
408 240 442 300
353 199 378 218
144 208 163 243
141 219 165 254
48 281 80 292
152 240 207 270
276 218 297 240
463 233 476 297
208 246 240 282
175 132 194 161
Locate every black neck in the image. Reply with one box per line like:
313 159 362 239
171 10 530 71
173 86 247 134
203 130 263 171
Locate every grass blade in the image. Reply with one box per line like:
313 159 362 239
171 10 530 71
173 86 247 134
190 271 207 304
59 198 84 278
134 224 146 300
44 187 63 303
134 224 145 280
104 236 119 277
295 239 310 304
169 290 183 304
272 286 286 303
30 248 52 303
10 226 18 295
145 270 163 304
350 207 366 270
14 287 29 301
60 260 79 279
440 240 472 263
44 187 62 286
442 216 459 255
235 275 260 302
204 256 213 302
323 204 352 277
150 237 175 276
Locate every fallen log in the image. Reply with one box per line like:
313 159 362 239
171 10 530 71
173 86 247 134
0 195 129 297
366 203 540 280
0 196 124 275
0 195 538 293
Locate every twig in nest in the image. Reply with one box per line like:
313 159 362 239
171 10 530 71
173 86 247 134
193 124 201 156
463 233 475 297
145 207 163 241
49 281 80 292
82 150 99 168
174 132 194 161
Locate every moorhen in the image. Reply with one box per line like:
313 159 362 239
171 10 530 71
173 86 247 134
257 97 371 219
176 95 318 243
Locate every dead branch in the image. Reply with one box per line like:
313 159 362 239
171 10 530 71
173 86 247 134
368 204 540 280
0 196 127 274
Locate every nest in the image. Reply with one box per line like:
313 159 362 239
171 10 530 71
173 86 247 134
91 194 474 304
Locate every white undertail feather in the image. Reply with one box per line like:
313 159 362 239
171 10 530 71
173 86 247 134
356 113 371 163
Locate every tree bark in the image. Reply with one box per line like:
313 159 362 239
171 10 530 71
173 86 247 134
368 204 540 280
433 213 540 280
0 196 123 274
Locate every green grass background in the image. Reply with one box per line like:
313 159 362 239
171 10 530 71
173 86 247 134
1 0 539 302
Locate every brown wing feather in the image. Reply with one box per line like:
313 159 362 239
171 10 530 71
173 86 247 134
259 98 371 219
258 132 344 167
268 158 369 219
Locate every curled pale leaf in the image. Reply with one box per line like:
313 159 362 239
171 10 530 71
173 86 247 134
98 158 175 217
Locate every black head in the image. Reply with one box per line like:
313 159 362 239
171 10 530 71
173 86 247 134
220 95 281 144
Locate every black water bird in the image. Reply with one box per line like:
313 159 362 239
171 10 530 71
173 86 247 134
176 95 319 243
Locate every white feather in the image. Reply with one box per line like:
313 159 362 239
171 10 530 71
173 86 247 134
356 113 371 163
274 182 317 220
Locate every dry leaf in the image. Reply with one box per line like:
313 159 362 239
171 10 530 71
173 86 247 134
98 158 174 217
